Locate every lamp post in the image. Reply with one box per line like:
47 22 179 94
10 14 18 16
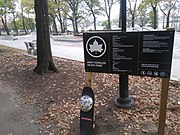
114 0 134 109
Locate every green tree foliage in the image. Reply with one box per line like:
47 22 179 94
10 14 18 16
48 0 68 33
9 17 35 32
10 0 19 35
127 0 139 27
1 0 180 35
137 2 150 28
148 10 156 28
65 0 83 34
84 0 102 30
48 0 59 33
21 0 34 14
20 0 34 33
0 0 14 35
159 0 177 28
55 0 69 33
101 0 117 29
101 20 108 29
142 0 161 29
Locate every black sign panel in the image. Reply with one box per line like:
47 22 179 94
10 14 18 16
84 33 110 73
110 32 139 74
83 30 175 78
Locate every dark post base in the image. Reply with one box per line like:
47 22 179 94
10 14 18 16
114 97 134 109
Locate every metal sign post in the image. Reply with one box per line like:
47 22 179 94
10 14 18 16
114 0 134 108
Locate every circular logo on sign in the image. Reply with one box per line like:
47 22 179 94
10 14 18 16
86 36 107 58
140 71 146 75
160 72 166 77
147 71 152 76
153 71 159 76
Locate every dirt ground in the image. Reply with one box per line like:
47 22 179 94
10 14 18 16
0 45 179 135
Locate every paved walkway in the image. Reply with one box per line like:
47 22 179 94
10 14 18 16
0 35 84 62
0 33 179 81
0 81 41 134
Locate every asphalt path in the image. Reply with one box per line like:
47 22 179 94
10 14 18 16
0 34 84 62
0 32 179 81
0 81 42 134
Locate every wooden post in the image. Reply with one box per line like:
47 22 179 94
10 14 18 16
85 72 95 128
157 28 174 135
85 72 93 88
157 78 170 135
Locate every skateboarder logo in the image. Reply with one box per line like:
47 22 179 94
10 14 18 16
86 36 107 58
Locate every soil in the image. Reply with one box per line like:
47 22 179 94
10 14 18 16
0 45 179 135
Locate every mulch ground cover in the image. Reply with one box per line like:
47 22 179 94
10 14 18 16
0 45 179 135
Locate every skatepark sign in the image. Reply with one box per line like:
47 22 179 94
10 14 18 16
83 30 175 78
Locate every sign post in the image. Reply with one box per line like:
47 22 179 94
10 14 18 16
158 78 170 135
114 0 134 109
83 29 175 134
157 28 174 135
86 72 93 88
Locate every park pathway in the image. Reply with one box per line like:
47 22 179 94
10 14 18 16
0 81 42 134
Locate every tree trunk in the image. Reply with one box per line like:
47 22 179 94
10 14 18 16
75 16 78 34
63 20 67 32
166 10 171 28
12 12 18 35
162 15 165 29
50 14 58 33
152 6 157 29
108 6 111 29
55 0 64 33
119 1 122 28
1 17 10 35
57 8 65 33
91 10 96 30
71 18 76 34
21 7 28 34
28 14 34 32
132 14 135 27
34 0 58 75
108 15 111 29
4 7 10 35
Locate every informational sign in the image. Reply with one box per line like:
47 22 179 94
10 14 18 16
83 30 175 78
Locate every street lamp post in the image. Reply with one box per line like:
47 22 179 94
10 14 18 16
114 0 134 109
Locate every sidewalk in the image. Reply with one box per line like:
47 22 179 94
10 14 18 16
0 35 84 62
0 81 41 134
0 34 179 81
